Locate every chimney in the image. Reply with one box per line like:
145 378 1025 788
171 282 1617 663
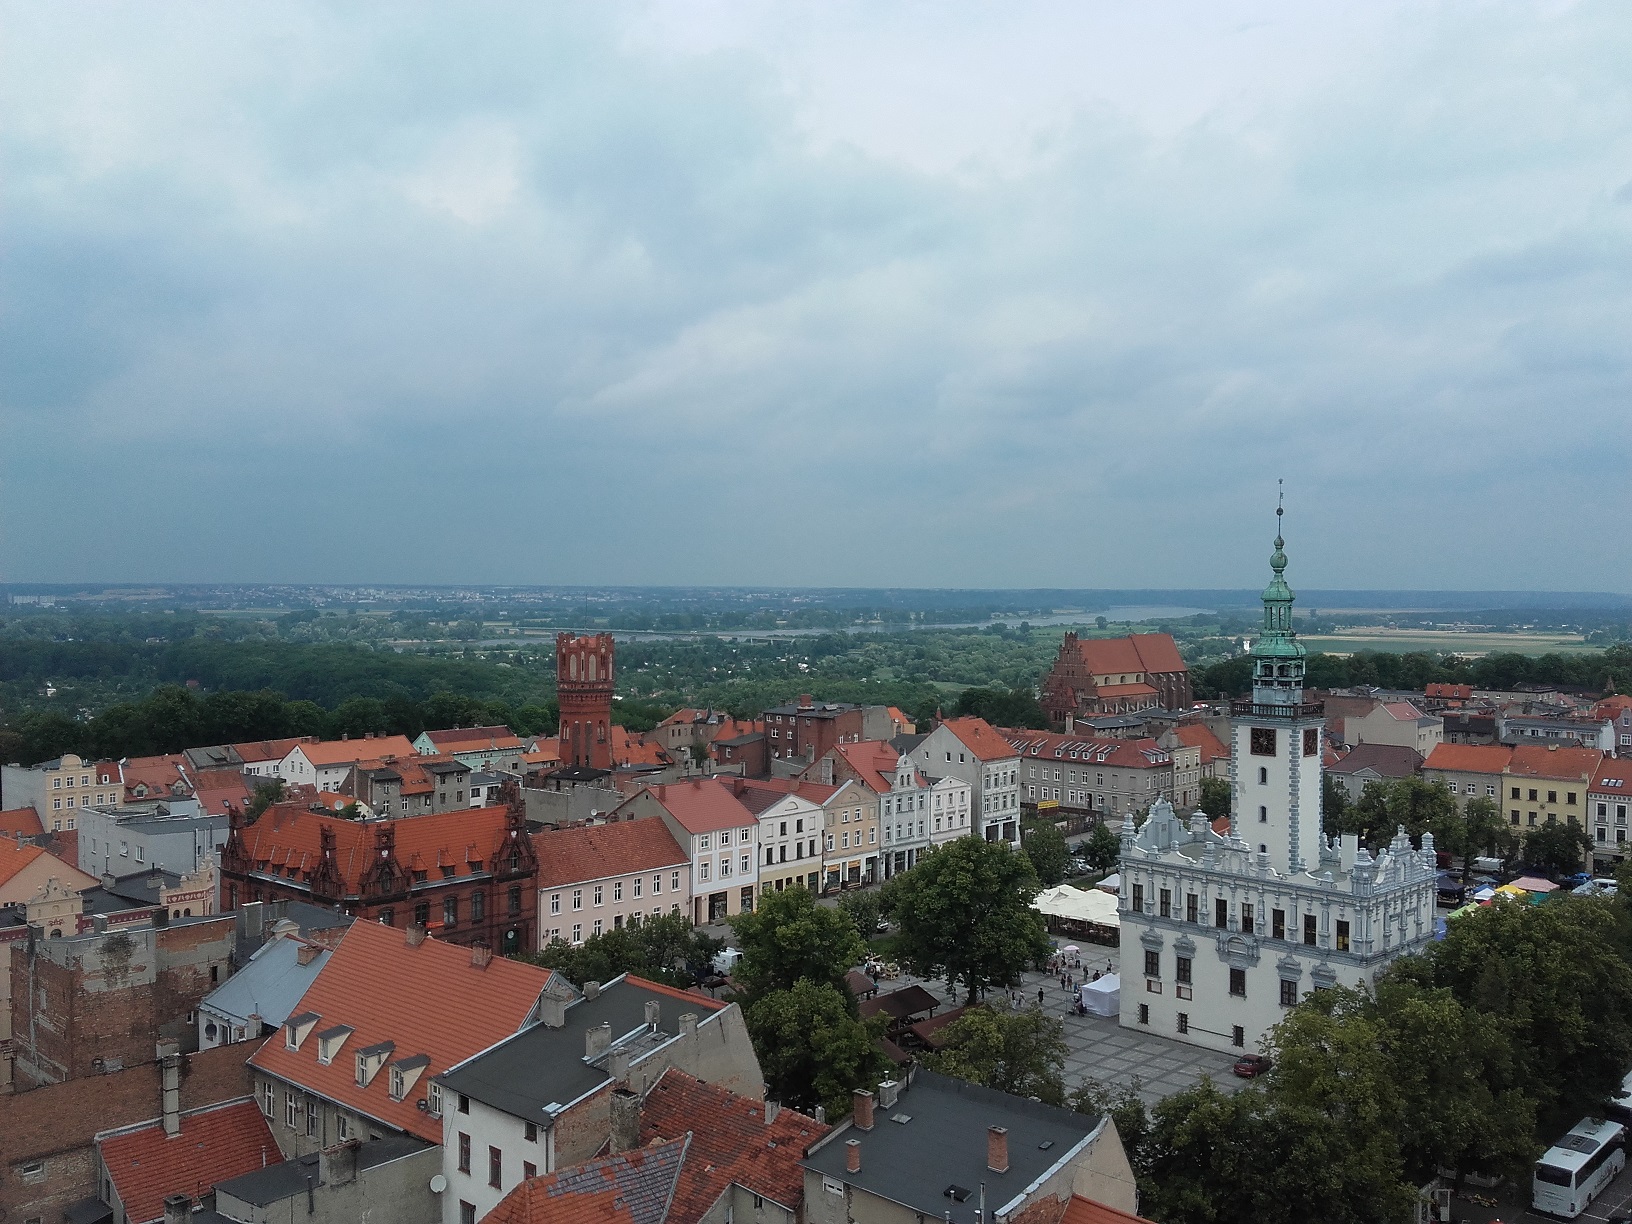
845 1139 861 1173
852 1089 875 1131
163 1194 191 1224
1064 713 1074 733
320 1138 361 1187
539 995 568 1028
644 1000 660 1030
987 1126 1009 1173
878 1080 900 1110
608 1048 631 1084
814 1105 826 1124
405 924 426 948
609 1087 641 1154
679 1013 697 1038
342 732 349 741
799 694 814 709
158 1040 182 1138
765 1099 781 1125
296 943 321 966
584 980 601 999
587 1022 612 1058
470 945 493 970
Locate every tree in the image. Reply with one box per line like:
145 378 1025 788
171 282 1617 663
521 913 723 990
1139 1080 1264 1224
729 887 866 1000
954 687 1047 730
245 778 286 820
1021 819 1070 886
746 981 889 1119
929 1003 1068 1105
1342 776 1459 848
1082 821 1121 873
1198 777 1231 821
1522 820 1592 878
1321 773 1350 836
1070 1078 1150 1182
889 838 1051 1004
838 890 885 939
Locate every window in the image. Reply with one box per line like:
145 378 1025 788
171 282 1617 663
1257 767 1268 785
572 889 583 910
1280 979 1297 1006
1215 898 1228 929
1177 1012 1189 1034
1131 883 1144 913
337 1115 349 1140
458 1133 472 1173
509 886 522 915
572 923 582 943
1241 904 1254 935
1232 1025 1245 1048
1335 920 1350 952
489 1146 503 1189
1303 914 1317 946
1272 908 1285 940
458 1093 470 1114
1175 956 1192 984
260 1081 274 1117
414 902 430 926
592 919 602 937
1250 728 1276 756
1511 787 1520 799
633 877 642 898
471 890 485 921
285 1091 299 1129
593 885 603 906
525 1121 538 1142
1258 805 1268 823
1303 728 1319 756
1185 893 1198 923
672 871 680 891
524 1161 537 1181
1144 950 1160 978
307 1100 319 1136
428 1083 443 1118
1159 888 1171 918
1229 968 1246 997
443 897 458 928
613 881 622 902
1138 1003 1149 1025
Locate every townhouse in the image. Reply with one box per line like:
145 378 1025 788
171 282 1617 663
248 920 559 1159
282 736 419 792
534 819 691 948
1422 742 1604 834
1 753 124 824
1344 700 1443 755
415 725 526 773
1006 731 1183 823
1420 744 1512 809
1591 757 1632 863
612 780 761 923
801 740 958 879
906 718 1022 845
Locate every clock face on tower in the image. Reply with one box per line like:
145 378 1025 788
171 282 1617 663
1250 728 1277 756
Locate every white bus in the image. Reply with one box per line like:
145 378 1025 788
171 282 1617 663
1532 1117 1627 1218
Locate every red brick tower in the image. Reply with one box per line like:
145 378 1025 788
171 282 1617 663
557 632 615 770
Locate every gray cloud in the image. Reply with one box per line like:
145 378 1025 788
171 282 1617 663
3 1 1629 590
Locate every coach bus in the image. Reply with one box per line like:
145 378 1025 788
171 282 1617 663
1532 1117 1627 1218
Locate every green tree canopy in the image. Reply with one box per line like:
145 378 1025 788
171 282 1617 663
728 886 866 1000
1082 821 1121 873
1522 820 1592 878
928 1003 1068 1105
1021 819 1070 886
889 838 1051 1004
1198 777 1231 820
521 913 723 990
745 981 889 1119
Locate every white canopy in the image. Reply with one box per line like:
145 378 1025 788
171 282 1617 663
1080 973 1120 1017
1094 873 1121 894
1033 884 1121 928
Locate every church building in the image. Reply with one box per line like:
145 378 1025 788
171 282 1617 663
1116 512 1436 1054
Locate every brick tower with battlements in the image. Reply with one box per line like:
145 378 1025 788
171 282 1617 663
557 632 615 770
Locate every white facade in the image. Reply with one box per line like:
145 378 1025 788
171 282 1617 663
1117 520 1437 1056
926 775 974 847
908 723 1021 846
282 745 354 791
757 792 825 892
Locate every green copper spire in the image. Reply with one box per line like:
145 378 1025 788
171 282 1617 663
1252 486 1305 700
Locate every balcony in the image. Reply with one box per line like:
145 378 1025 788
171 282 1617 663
1231 699 1325 721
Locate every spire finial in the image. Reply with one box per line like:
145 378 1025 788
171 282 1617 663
1275 479 1284 547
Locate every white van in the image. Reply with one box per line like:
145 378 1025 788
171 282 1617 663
1607 1071 1632 1126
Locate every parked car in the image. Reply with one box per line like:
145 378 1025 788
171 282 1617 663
1232 1054 1272 1078
712 947 743 975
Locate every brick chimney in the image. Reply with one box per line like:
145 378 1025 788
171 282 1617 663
163 1194 191 1224
852 1089 874 1131
987 1126 1009 1173
610 1087 641 1154
320 1138 362 1187
470 945 493 970
157 1040 182 1138
845 1138 861 1173
586 1022 612 1058
405 924 426 948
296 943 321 966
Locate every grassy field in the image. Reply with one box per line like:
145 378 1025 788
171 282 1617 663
1301 628 1593 656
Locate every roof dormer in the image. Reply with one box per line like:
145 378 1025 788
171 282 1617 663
355 1040 395 1087
388 1053 431 1102
315 1024 353 1065
284 1011 321 1052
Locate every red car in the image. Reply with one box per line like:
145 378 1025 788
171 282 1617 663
1232 1054 1271 1078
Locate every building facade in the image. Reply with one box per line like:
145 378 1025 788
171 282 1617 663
904 718 1022 845
535 820 691 948
558 633 616 770
1040 633 1192 728
1117 519 1436 1055
614 780 760 923
1 753 124 823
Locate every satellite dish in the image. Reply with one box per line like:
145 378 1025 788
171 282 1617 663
430 1174 448 1194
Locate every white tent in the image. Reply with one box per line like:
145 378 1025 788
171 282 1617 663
1094 873 1121 894
1080 973 1120 1017
1032 885 1120 928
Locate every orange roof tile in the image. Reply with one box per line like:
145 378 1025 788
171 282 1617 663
534 820 688 889
99 1098 280 1224
0 806 44 838
293 737 418 767
1171 723 1228 763
486 1138 689 1224
193 768 253 815
122 754 192 800
1002 731 1171 770
1422 744 1514 775
233 736 316 764
0 839 54 889
1074 633 1185 677
1061 1194 1156 1224
1592 757 1632 793
1593 695 1632 720
1381 701 1427 721
1092 683 1159 699
613 726 670 767
639 1069 829 1224
424 726 523 751
646 779 758 835
1506 744 1603 782
832 740 909 794
942 717 1019 762
1426 683 1474 700
249 920 555 1142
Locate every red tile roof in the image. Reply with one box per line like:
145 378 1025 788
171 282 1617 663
1593 695 1632 721
99 1097 280 1224
613 726 670 767
0 838 90 891
1506 744 1603 782
640 1069 829 1224
122 754 192 800
534 820 688 889
249 920 555 1142
193 768 253 815
1426 683 1474 700
1093 683 1159 699
234 802 516 893
486 1137 689 1224
1422 744 1514 775
1060 1193 1156 1224
731 777 840 815
1380 701 1427 721
1074 633 1185 677
1001 731 1171 770
943 717 1019 762
1170 723 1228 763
424 726 523 751
0 806 44 838
645 779 758 835
832 741 909 794
294 736 418 767
1592 757 1632 793
233 736 316 764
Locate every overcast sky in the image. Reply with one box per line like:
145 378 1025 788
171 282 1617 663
4 2 1630 591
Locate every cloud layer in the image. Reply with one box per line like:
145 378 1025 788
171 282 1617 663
4 1 1630 589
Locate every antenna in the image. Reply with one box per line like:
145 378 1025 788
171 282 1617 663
1276 478 1284 523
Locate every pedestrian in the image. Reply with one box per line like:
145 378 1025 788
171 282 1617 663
1038 987 1045 1006
1092 969 1101 982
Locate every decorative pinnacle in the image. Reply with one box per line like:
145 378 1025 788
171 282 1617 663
1270 481 1288 573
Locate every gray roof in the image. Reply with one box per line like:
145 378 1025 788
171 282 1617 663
1327 743 1423 778
891 733 926 757
802 1070 1101 1224
438 977 719 1122
215 1136 434 1206
202 936 332 1028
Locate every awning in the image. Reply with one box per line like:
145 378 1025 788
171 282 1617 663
1033 884 1121 928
